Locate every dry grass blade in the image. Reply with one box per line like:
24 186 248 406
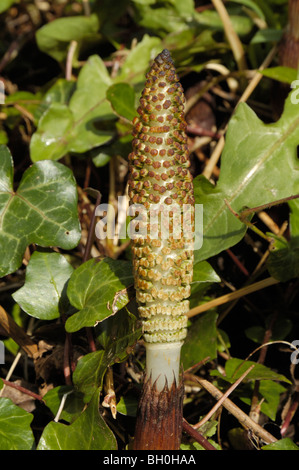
188 277 280 319
211 0 247 70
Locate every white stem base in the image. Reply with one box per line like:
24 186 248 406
145 341 183 392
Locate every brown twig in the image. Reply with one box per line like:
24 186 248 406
186 124 222 140
82 190 102 263
182 419 218 450
0 305 39 359
194 365 255 429
0 377 43 402
63 330 73 386
184 373 278 445
281 391 299 437
226 248 250 277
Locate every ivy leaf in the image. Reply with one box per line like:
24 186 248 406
194 92 299 262
260 66 298 85
267 199 299 281
43 386 85 424
72 350 107 401
245 317 293 344
30 104 73 161
73 308 141 401
65 258 134 333
181 311 218 369
37 389 117 450
190 258 220 308
34 78 76 121
106 83 136 121
0 398 34 450
35 14 100 62
242 380 286 421
224 358 291 384
261 438 299 450
30 55 115 162
0 0 18 14
131 0 199 34
12 251 74 320
116 395 138 417
116 34 162 85
0 146 81 277
96 306 141 359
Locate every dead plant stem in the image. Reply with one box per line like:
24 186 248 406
184 373 278 444
187 277 279 319
194 365 255 429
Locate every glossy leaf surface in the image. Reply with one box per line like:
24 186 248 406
195 93 299 262
73 308 141 401
30 55 115 161
0 398 34 450
12 251 74 320
65 257 134 332
37 389 117 450
0 146 81 277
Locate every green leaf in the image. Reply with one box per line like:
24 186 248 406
37 389 117 450
0 0 19 13
43 386 85 423
0 130 8 145
106 83 136 121
267 235 299 281
12 251 74 320
245 314 293 344
116 395 138 416
35 14 100 62
190 258 221 307
245 380 286 421
34 78 75 121
73 308 141 400
195 9 253 36
260 66 298 84
262 438 299 450
250 29 282 45
30 103 73 161
0 398 34 450
267 199 299 281
72 350 107 401
30 55 115 162
117 35 162 85
0 146 81 277
290 198 299 236
181 311 218 369
96 306 141 359
192 257 221 286
4 91 42 122
245 319 293 344
65 257 134 332
195 92 299 262
224 357 291 383
132 0 196 34
228 0 265 19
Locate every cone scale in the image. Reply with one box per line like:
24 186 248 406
128 49 194 449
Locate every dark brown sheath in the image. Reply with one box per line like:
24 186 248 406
133 375 184 450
